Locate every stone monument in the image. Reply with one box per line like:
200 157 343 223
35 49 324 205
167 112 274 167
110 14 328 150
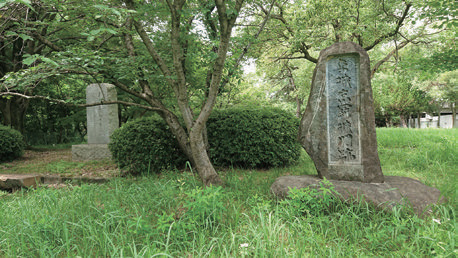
72 83 118 161
298 42 383 183
271 42 444 216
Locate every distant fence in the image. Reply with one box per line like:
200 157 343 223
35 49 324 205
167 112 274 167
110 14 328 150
408 114 457 128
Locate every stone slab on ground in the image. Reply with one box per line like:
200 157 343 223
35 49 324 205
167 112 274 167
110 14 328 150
271 175 444 216
0 174 42 190
72 144 112 161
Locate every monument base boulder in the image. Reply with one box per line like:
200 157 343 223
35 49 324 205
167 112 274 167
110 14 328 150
72 144 112 161
271 175 444 216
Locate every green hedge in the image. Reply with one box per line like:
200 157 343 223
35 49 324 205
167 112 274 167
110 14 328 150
207 106 301 168
109 117 187 174
0 125 25 162
109 107 301 174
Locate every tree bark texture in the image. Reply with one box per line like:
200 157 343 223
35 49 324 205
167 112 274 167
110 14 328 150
0 96 29 133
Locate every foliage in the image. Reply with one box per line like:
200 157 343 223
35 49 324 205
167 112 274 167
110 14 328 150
254 58 314 117
126 184 226 243
252 0 443 63
182 186 226 229
207 106 301 168
0 125 25 162
109 117 187 174
24 100 86 146
372 71 430 126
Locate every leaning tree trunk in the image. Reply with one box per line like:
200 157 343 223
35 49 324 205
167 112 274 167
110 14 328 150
189 129 222 186
160 110 221 186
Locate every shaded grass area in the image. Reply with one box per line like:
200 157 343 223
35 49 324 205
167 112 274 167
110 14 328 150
0 147 119 178
0 129 456 257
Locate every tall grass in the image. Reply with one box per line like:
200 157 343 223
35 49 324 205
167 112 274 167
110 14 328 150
0 128 456 257
377 128 457 200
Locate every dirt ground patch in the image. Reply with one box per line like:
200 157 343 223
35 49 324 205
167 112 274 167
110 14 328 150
0 148 120 178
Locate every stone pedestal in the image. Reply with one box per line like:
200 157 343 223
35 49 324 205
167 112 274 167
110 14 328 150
72 144 112 161
72 83 118 161
271 175 445 217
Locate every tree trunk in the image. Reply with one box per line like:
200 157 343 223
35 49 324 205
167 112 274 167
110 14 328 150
0 96 29 134
437 111 441 128
189 128 222 186
296 96 302 118
453 102 456 128
160 111 195 164
399 114 408 128
417 112 421 128
161 110 221 186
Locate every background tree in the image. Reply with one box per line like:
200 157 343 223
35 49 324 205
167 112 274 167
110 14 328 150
248 0 454 127
0 1 57 133
256 58 314 117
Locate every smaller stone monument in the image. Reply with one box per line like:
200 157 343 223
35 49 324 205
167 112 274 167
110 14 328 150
72 83 118 161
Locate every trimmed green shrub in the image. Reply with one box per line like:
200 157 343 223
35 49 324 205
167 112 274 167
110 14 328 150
109 117 187 174
207 106 301 168
0 125 25 162
109 107 301 173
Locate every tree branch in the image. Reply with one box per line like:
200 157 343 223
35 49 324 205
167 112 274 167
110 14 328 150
371 40 409 78
124 0 176 89
0 92 160 111
220 0 277 88
32 32 63 51
364 3 411 51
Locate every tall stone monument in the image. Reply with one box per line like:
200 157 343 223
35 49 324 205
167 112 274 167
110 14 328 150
298 42 384 183
271 42 444 216
72 83 118 161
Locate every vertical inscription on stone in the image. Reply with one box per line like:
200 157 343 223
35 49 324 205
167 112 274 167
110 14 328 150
326 55 361 164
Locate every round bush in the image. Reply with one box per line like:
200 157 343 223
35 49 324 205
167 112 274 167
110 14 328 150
0 125 25 162
109 117 187 174
207 106 301 168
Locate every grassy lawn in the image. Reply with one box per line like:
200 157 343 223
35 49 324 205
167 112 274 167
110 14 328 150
0 128 456 257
